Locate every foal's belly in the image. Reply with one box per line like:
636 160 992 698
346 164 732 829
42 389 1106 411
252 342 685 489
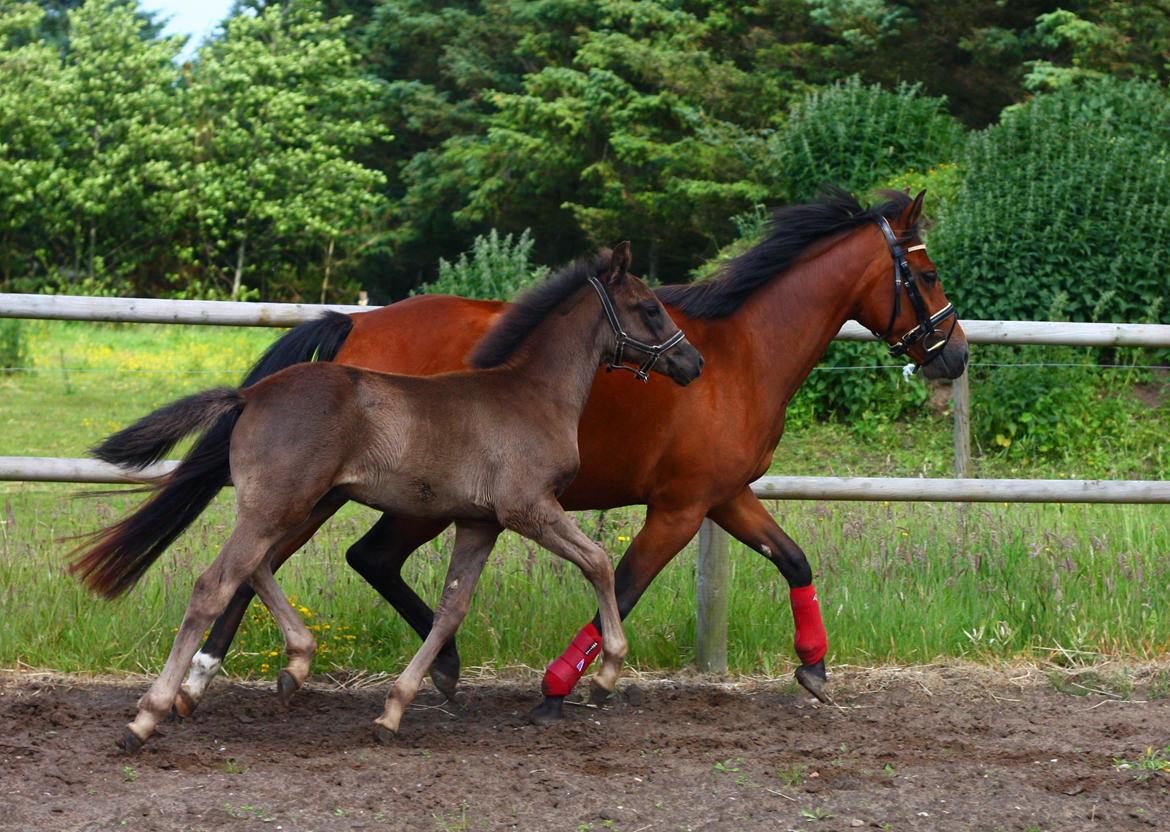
340 475 497 522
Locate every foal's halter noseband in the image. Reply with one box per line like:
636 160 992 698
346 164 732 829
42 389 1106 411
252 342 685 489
588 276 687 382
874 216 957 372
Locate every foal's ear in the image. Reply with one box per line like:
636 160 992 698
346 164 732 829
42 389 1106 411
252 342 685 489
899 190 927 230
606 241 632 285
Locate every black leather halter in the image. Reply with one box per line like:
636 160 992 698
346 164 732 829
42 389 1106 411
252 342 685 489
588 276 687 382
874 216 957 371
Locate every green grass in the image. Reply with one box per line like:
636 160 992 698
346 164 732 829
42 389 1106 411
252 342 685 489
1 320 1168 677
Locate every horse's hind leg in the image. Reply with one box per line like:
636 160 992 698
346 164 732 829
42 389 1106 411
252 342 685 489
121 517 284 752
374 520 500 738
176 494 345 716
509 500 628 705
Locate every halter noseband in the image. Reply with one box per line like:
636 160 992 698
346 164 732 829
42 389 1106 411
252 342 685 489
588 276 687 382
874 216 957 373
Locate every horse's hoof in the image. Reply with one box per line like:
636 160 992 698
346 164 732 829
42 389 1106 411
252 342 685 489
526 696 565 725
276 670 299 706
444 688 470 714
621 683 645 707
794 661 832 704
588 680 615 707
430 667 461 703
172 689 197 720
116 728 145 755
371 721 399 746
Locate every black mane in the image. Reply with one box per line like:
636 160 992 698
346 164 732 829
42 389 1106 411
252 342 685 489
657 188 915 319
469 249 611 369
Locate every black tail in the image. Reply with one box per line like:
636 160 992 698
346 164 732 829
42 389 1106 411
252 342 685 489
76 311 354 597
72 389 247 597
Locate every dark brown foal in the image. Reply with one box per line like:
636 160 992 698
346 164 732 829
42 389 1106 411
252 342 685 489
71 244 703 751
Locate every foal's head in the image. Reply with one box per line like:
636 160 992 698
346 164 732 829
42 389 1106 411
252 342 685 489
470 243 704 386
595 242 704 386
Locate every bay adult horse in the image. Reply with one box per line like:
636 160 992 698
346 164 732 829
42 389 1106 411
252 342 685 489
72 245 703 751
100 189 968 723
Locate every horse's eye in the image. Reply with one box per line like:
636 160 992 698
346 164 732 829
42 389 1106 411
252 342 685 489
922 270 938 285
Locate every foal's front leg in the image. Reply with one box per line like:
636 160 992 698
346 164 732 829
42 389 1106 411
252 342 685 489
374 521 501 738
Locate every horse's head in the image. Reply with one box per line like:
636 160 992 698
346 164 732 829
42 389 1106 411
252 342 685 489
855 192 968 380
594 242 704 386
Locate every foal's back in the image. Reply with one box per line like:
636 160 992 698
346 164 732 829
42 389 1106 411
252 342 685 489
229 362 578 523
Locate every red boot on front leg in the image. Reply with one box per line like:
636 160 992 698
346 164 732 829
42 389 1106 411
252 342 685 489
790 584 831 703
528 622 602 724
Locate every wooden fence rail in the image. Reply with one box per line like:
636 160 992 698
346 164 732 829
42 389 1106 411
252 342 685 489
3 292 1169 673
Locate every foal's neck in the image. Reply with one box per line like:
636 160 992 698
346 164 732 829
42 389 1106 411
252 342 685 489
504 288 609 420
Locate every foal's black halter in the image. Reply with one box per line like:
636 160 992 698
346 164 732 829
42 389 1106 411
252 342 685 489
874 216 957 371
588 276 687 382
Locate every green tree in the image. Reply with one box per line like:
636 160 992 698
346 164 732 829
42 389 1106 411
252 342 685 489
182 1 389 301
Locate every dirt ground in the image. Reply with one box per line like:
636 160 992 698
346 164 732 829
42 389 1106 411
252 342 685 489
2 664 1168 832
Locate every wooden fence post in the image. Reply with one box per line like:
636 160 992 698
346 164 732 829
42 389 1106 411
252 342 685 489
952 368 971 478
695 518 729 673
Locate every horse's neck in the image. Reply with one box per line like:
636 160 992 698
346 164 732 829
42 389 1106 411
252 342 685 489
505 291 607 420
740 231 877 414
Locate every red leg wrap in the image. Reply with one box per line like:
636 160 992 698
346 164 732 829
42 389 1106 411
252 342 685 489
790 584 828 666
541 622 602 697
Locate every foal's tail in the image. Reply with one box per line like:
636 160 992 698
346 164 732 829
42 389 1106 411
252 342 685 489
71 389 247 598
73 310 354 598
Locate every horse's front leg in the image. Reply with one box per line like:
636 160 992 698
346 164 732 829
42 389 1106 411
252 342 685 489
707 487 830 702
528 502 708 724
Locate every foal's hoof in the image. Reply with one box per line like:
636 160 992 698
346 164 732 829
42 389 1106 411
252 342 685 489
588 680 615 707
526 696 565 725
370 721 399 746
276 670 299 706
116 728 145 755
794 660 832 704
171 688 198 720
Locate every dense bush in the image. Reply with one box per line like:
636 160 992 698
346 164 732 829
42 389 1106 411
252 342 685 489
413 229 549 299
932 78 1170 323
766 76 967 203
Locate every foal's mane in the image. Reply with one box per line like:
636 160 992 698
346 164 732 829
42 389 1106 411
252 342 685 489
657 188 917 320
469 249 611 369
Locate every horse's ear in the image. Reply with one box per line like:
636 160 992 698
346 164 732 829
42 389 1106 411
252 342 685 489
606 241 632 285
900 190 926 230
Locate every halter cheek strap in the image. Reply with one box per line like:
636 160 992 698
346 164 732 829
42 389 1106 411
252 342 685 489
874 217 957 372
587 276 688 382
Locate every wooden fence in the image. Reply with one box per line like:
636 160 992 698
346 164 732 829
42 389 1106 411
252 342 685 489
3 292 1169 672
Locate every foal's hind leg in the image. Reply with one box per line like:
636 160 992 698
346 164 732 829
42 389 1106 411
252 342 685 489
250 564 317 704
374 521 500 738
176 494 345 716
121 518 284 751
508 499 628 704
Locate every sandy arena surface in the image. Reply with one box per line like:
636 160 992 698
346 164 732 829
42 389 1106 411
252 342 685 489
2 665 1169 831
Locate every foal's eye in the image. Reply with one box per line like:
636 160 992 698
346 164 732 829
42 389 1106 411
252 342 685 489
642 303 661 318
